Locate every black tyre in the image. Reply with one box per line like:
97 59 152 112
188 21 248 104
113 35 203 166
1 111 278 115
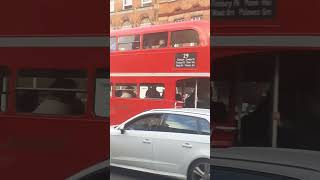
187 158 210 180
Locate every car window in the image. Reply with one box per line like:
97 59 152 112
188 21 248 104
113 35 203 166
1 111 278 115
213 166 299 180
126 114 163 131
199 118 210 135
160 114 198 134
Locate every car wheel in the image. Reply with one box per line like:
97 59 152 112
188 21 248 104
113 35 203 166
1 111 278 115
187 158 210 180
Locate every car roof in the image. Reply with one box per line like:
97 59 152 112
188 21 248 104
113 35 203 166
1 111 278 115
146 108 210 119
211 147 320 173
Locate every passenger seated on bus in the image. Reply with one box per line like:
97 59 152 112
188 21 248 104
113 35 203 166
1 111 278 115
33 79 84 115
120 86 136 98
159 40 166 48
145 86 160 98
121 90 133 98
115 90 122 97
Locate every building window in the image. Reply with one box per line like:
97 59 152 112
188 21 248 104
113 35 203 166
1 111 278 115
141 0 152 7
110 0 115 12
140 17 151 27
122 20 132 29
123 0 133 10
191 15 202 21
174 18 184 22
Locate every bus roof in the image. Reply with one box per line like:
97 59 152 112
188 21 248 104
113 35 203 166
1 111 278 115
110 20 210 38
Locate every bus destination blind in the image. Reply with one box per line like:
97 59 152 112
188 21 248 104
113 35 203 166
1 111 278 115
175 53 197 68
212 0 275 18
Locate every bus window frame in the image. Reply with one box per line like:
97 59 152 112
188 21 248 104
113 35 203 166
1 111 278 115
139 83 165 100
93 68 109 119
110 36 118 52
0 67 10 114
114 83 138 99
142 32 169 49
170 29 200 48
117 34 141 51
111 82 167 101
111 26 203 52
14 68 89 118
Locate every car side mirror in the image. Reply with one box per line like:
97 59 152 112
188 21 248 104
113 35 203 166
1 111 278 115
120 127 125 134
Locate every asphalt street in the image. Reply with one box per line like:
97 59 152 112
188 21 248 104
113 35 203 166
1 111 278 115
110 167 177 180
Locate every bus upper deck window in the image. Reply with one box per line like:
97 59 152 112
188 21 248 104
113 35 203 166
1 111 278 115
115 84 137 98
140 83 165 99
110 37 117 52
16 70 87 115
171 30 199 48
143 32 168 49
118 35 140 51
95 69 109 118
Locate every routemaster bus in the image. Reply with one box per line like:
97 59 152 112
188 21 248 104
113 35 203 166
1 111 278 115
0 0 109 179
212 0 320 150
110 20 210 125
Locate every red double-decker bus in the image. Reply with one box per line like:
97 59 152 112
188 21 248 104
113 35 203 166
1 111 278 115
110 20 210 125
212 0 320 150
0 0 109 179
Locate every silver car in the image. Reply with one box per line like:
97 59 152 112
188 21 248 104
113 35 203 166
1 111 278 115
111 108 210 180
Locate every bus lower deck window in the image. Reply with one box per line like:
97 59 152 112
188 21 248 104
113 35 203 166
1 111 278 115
115 84 137 98
0 68 8 112
16 70 87 115
140 83 165 99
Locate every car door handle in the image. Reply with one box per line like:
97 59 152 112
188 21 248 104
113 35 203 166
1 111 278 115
182 143 192 148
142 139 152 144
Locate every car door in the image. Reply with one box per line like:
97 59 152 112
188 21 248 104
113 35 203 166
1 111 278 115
110 113 163 170
152 113 210 175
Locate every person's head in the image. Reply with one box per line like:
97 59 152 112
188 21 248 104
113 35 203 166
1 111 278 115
159 40 166 47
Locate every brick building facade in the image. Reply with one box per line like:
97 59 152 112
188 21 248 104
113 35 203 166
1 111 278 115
110 0 210 30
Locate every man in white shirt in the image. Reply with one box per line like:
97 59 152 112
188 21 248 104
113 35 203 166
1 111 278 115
33 78 78 115
33 95 72 115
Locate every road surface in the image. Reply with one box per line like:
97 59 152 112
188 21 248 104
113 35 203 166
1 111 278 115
110 167 177 180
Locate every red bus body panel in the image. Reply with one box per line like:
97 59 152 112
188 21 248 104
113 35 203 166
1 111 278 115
0 0 107 35
0 48 108 179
